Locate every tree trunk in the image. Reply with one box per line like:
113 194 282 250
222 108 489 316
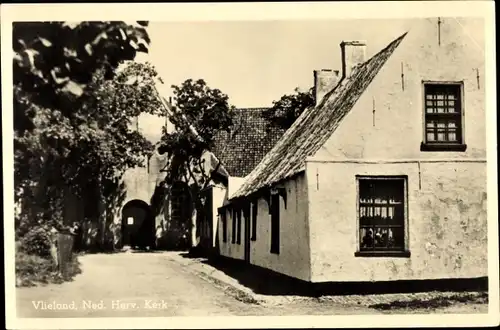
190 207 197 248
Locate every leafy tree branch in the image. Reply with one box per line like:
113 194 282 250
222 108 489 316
262 87 314 131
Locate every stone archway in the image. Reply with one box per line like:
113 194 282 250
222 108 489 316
121 199 155 249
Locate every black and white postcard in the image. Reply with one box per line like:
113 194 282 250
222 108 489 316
2 1 498 329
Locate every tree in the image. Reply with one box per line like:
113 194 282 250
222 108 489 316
13 21 156 242
156 79 234 248
13 21 150 134
262 87 314 130
159 78 234 168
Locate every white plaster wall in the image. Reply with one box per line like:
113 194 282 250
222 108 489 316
217 177 246 258
249 175 311 281
228 176 246 199
217 175 312 282
218 207 245 261
304 17 487 282
306 160 487 282
315 17 486 161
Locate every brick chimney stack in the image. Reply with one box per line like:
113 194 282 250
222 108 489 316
314 69 340 106
340 40 367 78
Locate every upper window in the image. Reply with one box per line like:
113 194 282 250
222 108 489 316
356 176 410 257
421 83 466 151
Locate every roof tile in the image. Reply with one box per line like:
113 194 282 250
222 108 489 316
211 108 284 177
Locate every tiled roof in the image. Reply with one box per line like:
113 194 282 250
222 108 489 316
231 32 407 199
211 108 284 178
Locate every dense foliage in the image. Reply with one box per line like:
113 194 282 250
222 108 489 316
19 227 53 258
159 79 234 186
262 87 314 130
155 79 234 248
13 21 160 241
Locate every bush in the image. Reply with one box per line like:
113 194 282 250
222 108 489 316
15 250 55 287
19 227 53 258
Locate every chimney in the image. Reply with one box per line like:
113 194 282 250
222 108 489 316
314 69 340 106
340 40 367 78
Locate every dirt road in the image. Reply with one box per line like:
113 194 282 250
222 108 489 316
16 252 379 317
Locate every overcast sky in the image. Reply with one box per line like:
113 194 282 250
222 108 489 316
133 18 485 142
134 19 416 141
136 19 418 108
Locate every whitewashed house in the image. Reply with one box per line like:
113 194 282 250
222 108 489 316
217 17 487 283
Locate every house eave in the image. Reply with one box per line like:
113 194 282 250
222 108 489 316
226 170 305 206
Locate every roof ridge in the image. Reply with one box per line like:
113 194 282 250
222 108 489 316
317 31 408 110
233 107 270 111
230 31 408 199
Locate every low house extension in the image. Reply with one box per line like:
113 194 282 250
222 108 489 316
195 108 284 254
217 17 487 283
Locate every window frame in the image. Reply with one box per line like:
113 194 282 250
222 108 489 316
420 81 467 152
355 175 410 258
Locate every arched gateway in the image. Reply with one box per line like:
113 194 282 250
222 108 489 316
121 199 155 249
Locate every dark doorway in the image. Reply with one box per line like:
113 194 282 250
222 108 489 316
198 188 213 249
270 194 280 254
244 211 251 263
121 200 154 249
165 182 191 250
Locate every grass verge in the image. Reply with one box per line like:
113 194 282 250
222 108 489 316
15 250 82 287
369 291 488 311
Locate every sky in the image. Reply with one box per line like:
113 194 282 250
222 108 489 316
134 19 415 141
137 19 415 108
132 17 485 142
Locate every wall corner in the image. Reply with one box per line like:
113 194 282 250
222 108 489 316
304 161 313 282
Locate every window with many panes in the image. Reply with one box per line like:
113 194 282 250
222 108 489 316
356 176 410 257
421 82 466 151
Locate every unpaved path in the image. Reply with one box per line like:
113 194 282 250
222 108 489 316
16 251 486 318
16 252 378 317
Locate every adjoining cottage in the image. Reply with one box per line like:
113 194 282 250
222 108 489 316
217 17 487 283
194 108 284 254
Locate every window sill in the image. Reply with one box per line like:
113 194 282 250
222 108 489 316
355 251 411 258
420 142 467 152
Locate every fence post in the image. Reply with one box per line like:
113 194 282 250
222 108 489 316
57 232 75 279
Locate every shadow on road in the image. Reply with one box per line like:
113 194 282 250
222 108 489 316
179 252 488 297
